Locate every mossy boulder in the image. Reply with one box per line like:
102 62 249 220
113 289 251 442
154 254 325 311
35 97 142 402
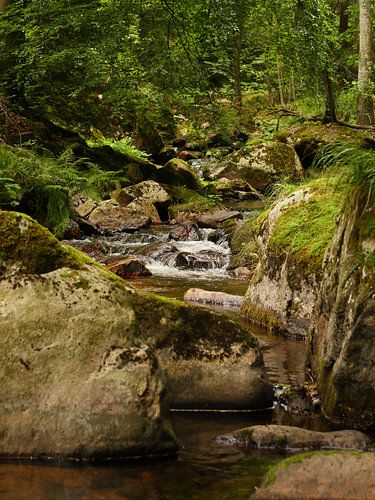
0 211 177 460
155 159 202 191
132 292 273 410
210 142 302 192
288 124 373 169
251 451 375 499
309 188 375 429
241 179 343 337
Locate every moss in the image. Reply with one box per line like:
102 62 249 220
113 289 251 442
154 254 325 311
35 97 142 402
262 451 362 488
131 290 259 360
241 302 280 331
0 211 87 274
269 187 343 277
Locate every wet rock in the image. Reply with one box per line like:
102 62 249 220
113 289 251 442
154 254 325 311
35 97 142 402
184 288 244 307
155 159 202 191
77 217 100 236
155 145 178 164
0 212 177 460
178 150 202 161
88 200 151 234
106 257 152 278
176 251 227 270
227 425 371 451
169 222 201 241
197 209 242 229
251 452 375 499
309 188 375 429
132 292 274 410
63 219 81 240
210 142 302 192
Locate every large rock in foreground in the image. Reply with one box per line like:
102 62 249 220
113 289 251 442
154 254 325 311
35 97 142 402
224 425 371 451
0 212 176 460
252 452 375 499
0 211 272 459
309 187 375 429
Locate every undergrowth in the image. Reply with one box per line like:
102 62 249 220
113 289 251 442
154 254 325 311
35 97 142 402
0 144 121 236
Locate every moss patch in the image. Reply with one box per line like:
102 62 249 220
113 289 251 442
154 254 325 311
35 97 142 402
241 302 280 331
269 183 343 276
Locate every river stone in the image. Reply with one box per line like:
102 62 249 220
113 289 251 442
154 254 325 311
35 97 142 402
251 452 375 499
155 159 202 191
132 292 274 410
197 209 242 229
106 257 152 278
309 188 375 429
114 180 171 209
224 425 371 451
88 199 151 234
184 288 244 307
0 211 177 460
210 142 302 192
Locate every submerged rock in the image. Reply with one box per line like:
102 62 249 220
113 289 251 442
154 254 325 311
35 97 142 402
251 451 375 499
184 288 244 307
0 211 176 460
225 425 371 451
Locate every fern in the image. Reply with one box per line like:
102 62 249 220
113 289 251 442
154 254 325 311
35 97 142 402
0 144 122 236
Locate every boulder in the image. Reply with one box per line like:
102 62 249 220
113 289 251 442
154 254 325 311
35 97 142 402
197 209 242 229
223 425 371 451
73 196 98 219
0 211 177 460
309 187 375 429
251 452 375 499
241 181 343 337
215 177 262 201
132 292 274 410
156 159 202 191
178 150 202 161
233 267 253 279
169 222 201 241
184 288 244 307
88 199 151 234
210 142 302 192
63 219 81 240
114 180 171 209
106 257 152 278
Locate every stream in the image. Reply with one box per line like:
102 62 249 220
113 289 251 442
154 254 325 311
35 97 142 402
0 209 330 499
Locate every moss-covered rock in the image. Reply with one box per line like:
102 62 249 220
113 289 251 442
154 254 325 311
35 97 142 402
251 451 375 499
132 291 274 410
240 179 343 337
156 159 202 191
209 142 303 192
309 188 375 429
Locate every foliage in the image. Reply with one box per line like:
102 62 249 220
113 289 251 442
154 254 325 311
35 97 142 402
87 137 150 160
0 144 120 236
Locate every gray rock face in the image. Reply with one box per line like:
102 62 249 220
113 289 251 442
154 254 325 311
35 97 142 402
309 190 375 429
224 425 371 451
252 452 375 499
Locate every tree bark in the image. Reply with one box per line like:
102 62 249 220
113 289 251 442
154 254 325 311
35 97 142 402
357 0 374 125
323 70 337 123
233 32 243 115
0 0 9 12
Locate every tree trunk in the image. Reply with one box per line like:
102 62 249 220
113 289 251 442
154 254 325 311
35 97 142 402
277 58 286 106
323 70 337 123
0 0 9 12
357 0 374 125
233 32 243 115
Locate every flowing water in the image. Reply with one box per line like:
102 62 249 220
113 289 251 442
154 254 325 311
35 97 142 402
0 218 328 499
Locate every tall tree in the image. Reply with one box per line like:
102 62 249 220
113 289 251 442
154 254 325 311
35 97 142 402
357 0 374 124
